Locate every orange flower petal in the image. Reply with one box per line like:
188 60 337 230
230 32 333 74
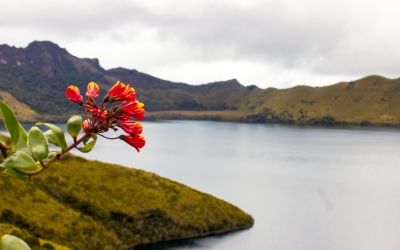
86 82 99 98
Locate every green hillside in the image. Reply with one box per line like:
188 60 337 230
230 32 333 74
240 75 400 125
0 135 253 250
145 75 400 126
1 41 400 126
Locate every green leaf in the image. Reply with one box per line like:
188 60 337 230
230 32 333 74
27 127 49 161
0 100 19 146
1 235 31 250
80 134 97 153
0 135 6 147
36 123 68 152
2 169 28 182
0 151 40 170
83 136 89 145
83 133 96 146
43 152 58 164
44 130 60 147
13 123 33 157
67 116 82 139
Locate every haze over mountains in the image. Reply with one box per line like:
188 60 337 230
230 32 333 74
1 41 400 125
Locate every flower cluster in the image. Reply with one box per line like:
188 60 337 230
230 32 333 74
66 81 146 152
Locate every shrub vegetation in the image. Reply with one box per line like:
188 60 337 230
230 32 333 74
0 136 253 249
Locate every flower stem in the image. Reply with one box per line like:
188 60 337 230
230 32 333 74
98 134 119 140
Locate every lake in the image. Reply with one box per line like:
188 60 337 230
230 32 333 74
3 121 400 250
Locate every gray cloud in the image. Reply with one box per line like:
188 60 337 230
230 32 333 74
1 0 399 84
150 2 348 65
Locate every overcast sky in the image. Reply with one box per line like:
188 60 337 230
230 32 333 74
1 0 400 89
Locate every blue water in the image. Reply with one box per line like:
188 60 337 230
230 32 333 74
3 121 400 250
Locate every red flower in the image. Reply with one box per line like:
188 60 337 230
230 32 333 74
121 85 136 102
118 101 145 121
100 110 107 120
120 134 146 152
86 82 99 99
82 119 92 132
88 108 99 114
66 86 83 104
133 109 145 122
105 81 136 102
119 120 143 135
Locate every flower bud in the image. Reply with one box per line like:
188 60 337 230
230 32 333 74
82 120 92 133
107 81 136 102
119 134 145 152
86 82 99 99
115 107 122 114
66 86 83 104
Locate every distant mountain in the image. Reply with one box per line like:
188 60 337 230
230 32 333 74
0 41 110 114
0 41 248 115
239 75 400 125
1 41 400 126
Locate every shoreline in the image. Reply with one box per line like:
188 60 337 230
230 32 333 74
143 111 400 128
7 110 400 129
131 223 253 249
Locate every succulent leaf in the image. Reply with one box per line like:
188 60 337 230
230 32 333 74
67 116 82 139
13 123 33 157
1 235 31 250
44 130 60 147
36 123 68 152
83 136 89 145
0 100 19 146
80 134 97 153
28 127 49 161
0 151 40 170
2 169 28 182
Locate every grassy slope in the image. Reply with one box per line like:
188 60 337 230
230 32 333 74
146 110 251 122
0 136 253 250
0 91 40 121
145 76 400 125
242 75 400 124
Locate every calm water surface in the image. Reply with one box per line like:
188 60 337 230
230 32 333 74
3 121 400 250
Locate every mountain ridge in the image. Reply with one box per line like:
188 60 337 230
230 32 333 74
0 41 246 114
1 41 400 126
